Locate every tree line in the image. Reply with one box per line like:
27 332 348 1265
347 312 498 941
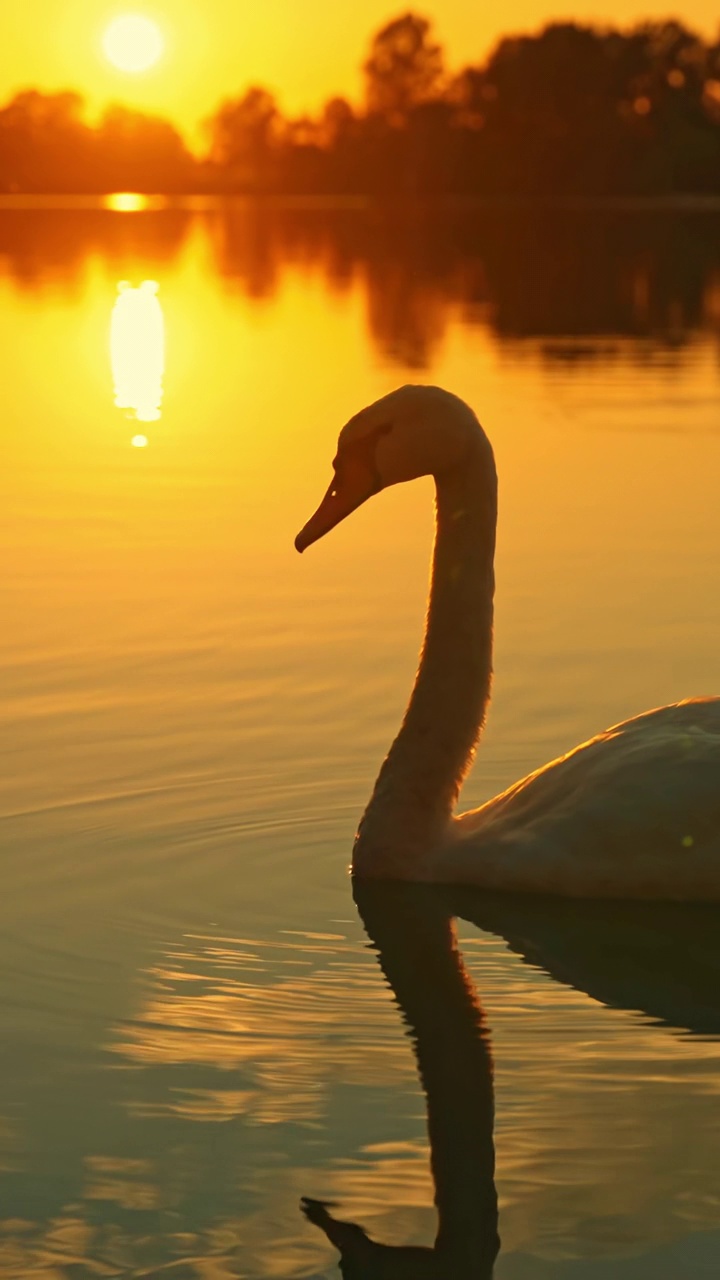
3 13 720 197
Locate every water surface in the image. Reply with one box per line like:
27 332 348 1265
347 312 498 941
1 198 720 1277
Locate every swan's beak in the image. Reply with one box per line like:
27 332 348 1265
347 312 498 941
295 457 378 552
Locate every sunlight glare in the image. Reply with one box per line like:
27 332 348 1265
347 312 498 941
102 15 165 74
111 281 165 433
105 192 149 213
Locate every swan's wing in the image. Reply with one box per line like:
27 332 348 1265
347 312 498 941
444 699 720 899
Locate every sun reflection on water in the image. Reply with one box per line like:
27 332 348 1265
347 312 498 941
110 280 165 438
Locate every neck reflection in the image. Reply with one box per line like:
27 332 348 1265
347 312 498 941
303 883 500 1278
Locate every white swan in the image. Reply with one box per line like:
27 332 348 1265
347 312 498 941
295 385 720 898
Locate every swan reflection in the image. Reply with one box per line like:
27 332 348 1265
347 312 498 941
302 886 720 1276
110 279 164 436
304 884 500 1277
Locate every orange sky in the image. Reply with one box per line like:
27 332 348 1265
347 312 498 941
4 1 719 145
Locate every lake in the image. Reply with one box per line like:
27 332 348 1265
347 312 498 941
1 196 720 1277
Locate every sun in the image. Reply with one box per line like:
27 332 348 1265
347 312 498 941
102 15 165 74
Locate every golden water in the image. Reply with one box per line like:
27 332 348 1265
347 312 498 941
1 199 719 1277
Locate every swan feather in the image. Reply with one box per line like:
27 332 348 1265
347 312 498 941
443 698 720 898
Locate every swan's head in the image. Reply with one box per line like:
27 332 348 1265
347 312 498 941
295 384 488 552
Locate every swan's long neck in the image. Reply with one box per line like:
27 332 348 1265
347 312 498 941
353 439 497 878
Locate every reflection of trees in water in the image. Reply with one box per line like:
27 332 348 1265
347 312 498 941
0 209 190 293
212 205 720 365
207 205 280 300
1 205 720 363
481 209 720 343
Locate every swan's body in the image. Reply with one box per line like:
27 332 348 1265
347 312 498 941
296 385 720 899
446 698 720 898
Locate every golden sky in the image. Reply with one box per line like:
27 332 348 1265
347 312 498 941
4 0 719 144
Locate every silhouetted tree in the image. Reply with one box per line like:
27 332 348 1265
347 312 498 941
3 13 720 197
0 90 93 191
0 91 193 192
320 97 356 148
95 105 192 192
467 20 720 195
205 87 279 191
364 13 444 124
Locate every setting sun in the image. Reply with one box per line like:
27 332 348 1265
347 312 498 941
102 14 165 74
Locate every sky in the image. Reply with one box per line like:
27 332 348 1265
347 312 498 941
3 1 720 145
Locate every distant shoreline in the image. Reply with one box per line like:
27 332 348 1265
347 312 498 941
3 193 720 214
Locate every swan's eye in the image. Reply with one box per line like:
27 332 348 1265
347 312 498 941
330 422 392 497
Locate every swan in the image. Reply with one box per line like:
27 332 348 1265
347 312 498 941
295 384 720 898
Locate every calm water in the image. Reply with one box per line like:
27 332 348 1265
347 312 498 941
2 198 720 1277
